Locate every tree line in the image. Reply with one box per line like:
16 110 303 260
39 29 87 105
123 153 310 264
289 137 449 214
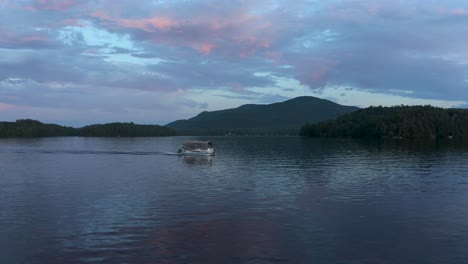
300 105 468 139
0 119 175 138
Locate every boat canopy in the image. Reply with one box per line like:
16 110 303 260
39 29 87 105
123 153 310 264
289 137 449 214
182 141 213 150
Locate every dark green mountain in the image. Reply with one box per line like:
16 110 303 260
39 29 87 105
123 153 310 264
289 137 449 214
166 96 359 135
300 105 468 139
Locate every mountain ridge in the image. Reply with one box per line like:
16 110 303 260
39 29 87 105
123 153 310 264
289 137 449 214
166 96 359 135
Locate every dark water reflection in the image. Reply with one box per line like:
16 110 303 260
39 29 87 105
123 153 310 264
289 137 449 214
1 137 468 263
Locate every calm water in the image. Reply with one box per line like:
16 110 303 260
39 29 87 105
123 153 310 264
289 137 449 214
1 137 468 263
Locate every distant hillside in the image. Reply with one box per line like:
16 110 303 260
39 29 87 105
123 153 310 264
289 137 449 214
0 119 76 137
0 119 175 137
80 122 175 137
300 105 468 139
166 96 359 135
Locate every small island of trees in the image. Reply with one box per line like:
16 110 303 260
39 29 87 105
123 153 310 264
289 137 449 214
300 105 468 139
0 119 176 138
80 122 176 137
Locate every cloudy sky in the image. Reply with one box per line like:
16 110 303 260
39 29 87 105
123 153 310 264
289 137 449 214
1 0 468 126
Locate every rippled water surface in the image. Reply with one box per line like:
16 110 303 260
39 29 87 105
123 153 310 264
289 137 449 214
1 136 468 263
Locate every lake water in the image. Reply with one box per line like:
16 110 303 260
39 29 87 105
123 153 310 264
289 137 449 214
1 136 468 263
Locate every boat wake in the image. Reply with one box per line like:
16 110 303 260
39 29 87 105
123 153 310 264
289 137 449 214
12 149 168 156
164 152 181 155
8 149 212 157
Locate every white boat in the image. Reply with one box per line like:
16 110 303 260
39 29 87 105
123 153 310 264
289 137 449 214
177 141 215 156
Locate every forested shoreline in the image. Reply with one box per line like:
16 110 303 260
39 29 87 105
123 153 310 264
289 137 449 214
300 105 468 139
4 105 468 139
0 119 175 138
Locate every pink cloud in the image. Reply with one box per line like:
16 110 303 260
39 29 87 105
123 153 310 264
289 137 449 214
205 11 259 31
451 8 468 16
26 0 80 11
0 37 8 44
91 9 273 57
235 36 271 58
226 82 243 91
0 103 20 111
196 42 215 55
126 17 178 31
323 0 414 22
0 32 49 46
62 19 86 27
91 11 178 31
235 36 270 48
294 58 341 87
22 36 48 42
264 51 282 62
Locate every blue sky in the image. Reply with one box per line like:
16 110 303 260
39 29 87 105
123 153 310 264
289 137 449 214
1 0 468 126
